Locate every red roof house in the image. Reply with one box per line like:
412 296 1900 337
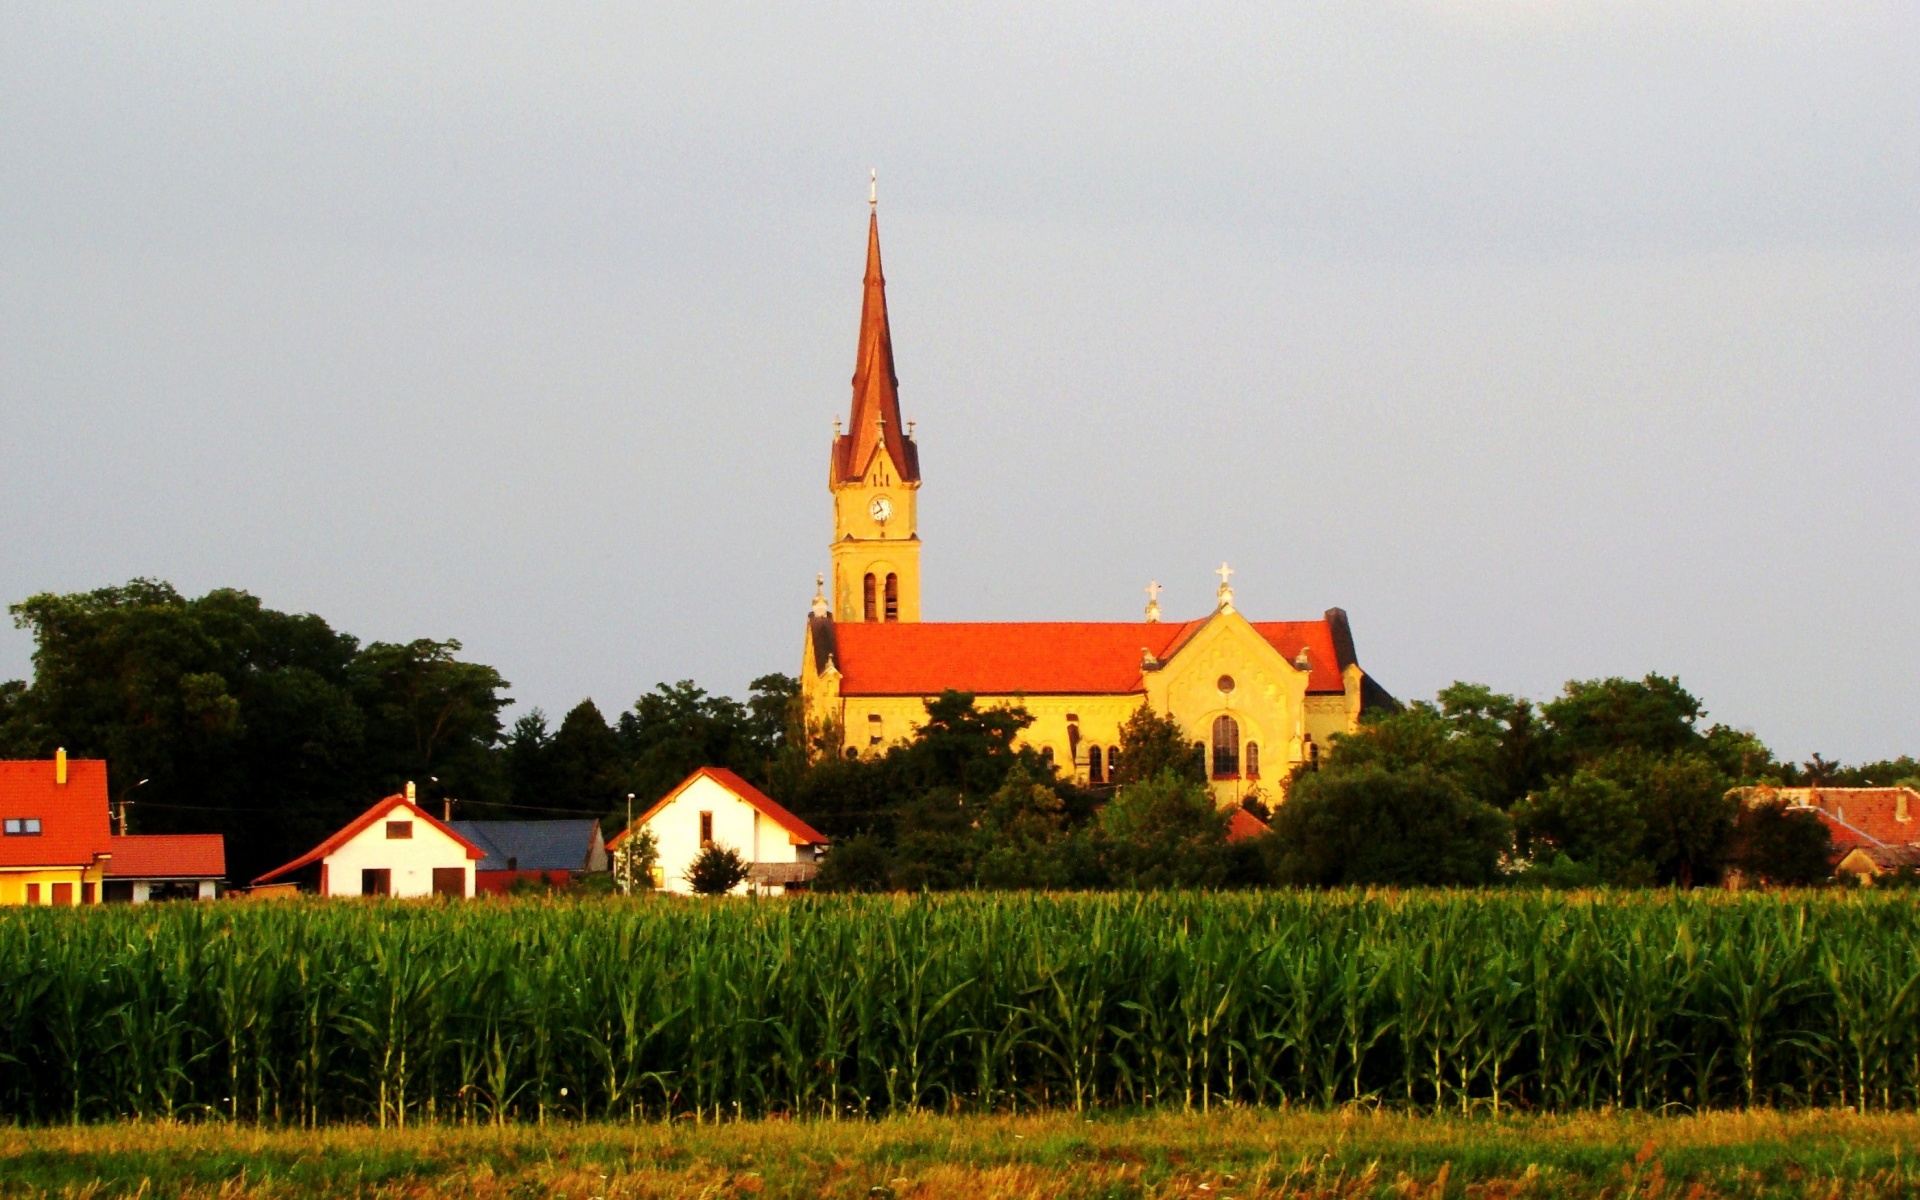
254 786 486 898
2 753 227 904
610 767 828 896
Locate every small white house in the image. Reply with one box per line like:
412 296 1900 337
253 784 484 898
611 767 829 896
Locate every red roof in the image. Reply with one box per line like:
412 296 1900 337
1744 787 1919 851
106 834 226 879
610 767 829 850
1226 808 1270 843
830 208 919 486
0 758 112 868
828 618 1346 696
253 794 486 885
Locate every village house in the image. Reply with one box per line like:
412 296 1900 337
1739 785 1920 882
448 818 609 894
2 752 227 905
610 767 829 896
253 783 484 897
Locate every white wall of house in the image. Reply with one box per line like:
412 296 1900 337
643 774 807 896
321 804 474 898
124 880 217 902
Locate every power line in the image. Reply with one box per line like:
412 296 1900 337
129 799 616 817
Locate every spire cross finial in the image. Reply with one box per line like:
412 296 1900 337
870 168 877 208
1214 562 1236 613
1146 580 1162 603
1143 579 1162 624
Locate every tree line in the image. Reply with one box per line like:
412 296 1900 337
3 580 1902 888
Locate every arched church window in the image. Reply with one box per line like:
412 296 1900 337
864 573 878 622
1041 746 1055 767
1088 745 1104 784
1211 716 1240 779
1245 742 1260 779
885 573 899 621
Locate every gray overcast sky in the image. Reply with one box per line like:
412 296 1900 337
2 3 1915 761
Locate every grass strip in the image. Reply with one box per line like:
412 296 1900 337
3 1109 1917 1199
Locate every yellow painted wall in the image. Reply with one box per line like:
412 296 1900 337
0 863 106 905
804 612 1365 810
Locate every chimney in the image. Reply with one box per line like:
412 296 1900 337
55 748 67 786
405 780 416 804
1899 788 1911 823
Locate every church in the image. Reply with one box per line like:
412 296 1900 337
799 197 1395 807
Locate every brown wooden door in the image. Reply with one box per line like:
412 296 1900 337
81 883 96 904
51 883 73 906
431 868 465 898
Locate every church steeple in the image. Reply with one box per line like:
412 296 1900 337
832 193 919 486
826 178 922 624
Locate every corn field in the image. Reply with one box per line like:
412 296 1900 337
1 891 1917 1125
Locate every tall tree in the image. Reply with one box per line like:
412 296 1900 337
1107 703 1205 787
5 580 510 882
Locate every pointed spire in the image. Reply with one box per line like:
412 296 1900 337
833 187 918 485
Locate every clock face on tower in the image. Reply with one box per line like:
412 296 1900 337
869 495 894 524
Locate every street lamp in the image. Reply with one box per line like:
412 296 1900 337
115 778 150 836
623 793 635 894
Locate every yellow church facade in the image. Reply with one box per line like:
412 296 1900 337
800 199 1393 807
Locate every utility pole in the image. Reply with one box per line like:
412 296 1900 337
115 778 149 836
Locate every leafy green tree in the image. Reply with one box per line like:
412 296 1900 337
813 834 894 893
1512 770 1651 885
889 691 1041 795
1590 749 1738 886
1542 674 1706 766
685 843 750 895
616 680 765 806
1731 798 1834 886
1266 766 1509 887
5 580 512 882
349 637 510 802
1324 683 1546 811
612 826 659 893
1094 770 1236 888
1108 703 1204 786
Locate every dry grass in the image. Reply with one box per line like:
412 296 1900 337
5 1109 1920 1199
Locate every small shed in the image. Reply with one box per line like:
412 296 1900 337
610 767 828 896
253 785 485 898
449 819 608 894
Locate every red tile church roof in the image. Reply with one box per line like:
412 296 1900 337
827 618 1346 696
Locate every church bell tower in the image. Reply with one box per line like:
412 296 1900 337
828 184 921 622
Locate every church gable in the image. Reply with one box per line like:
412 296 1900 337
1150 611 1309 724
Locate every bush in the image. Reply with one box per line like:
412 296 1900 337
685 843 749 895
1266 765 1510 886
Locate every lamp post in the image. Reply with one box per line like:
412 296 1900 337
623 793 635 895
115 778 150 836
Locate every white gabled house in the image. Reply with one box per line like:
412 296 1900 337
611 767 829 896
253 783 485 898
